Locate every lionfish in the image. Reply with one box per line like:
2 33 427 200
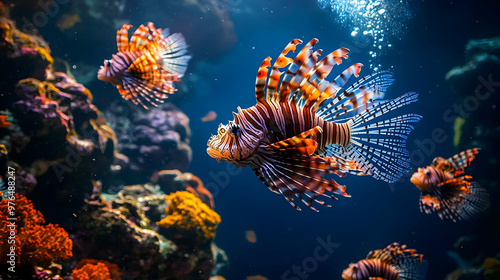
410 148 489 222
342 243 427 280
98 22 190 109
207 38 422 211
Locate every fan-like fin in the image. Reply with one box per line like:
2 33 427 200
254 126 350 211
432 148 479 177
367 243 427 280
420 181 489 222
317 72 393 121
158 32 191 76
333 92 421 183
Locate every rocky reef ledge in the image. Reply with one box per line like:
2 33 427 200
0 3 227 279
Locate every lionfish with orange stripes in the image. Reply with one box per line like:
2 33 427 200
98 22 190 109
342 243 427 280
206 38 422 211
410 148 489 222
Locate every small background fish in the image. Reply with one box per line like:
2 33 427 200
410 148 489 222
342 243 427 280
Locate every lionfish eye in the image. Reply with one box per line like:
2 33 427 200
218 127 226 135
230 124 241 136
106 60 111 67
425 170 431 177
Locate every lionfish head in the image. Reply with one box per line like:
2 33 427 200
207 112 262 164
97 56 123 86
410 166 435 191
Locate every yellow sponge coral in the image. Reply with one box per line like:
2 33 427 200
157 191 221 242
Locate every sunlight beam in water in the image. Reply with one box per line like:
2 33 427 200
318 0 413 71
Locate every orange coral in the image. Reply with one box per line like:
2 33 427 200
74 259 122 280
209 276 226 280
71 263 112 280
0 115 10 128
0 194 72 268
246 276 268 280
157 191 221 242
184 173 214 208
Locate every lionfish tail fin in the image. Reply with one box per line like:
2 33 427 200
257 127 349 211
339 92 421 183
158 32 191 76
420 180 489 222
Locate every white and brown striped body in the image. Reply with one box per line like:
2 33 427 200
98 51 141 86
207 99 351 168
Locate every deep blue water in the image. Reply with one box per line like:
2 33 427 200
28 0 499 279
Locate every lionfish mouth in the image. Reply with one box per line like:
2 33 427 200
206 135 226 163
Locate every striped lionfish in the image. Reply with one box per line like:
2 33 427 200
207 38 422 211
98 22 191 109
342 243 427 280
410 148 489 222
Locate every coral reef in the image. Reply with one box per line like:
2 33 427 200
33 263 64 280
0 3 122 221
0 5 227 279
157 191 221 243
105 104 192 186
446 256 500 280
71 262 112 280
71 198 166 278
246 276 268 280
72 259 122 280
445 36 500 270
446 36 500 160
483 257 500 280
2 71 120 222
71 186 225 280
209 276 226 280
0 2 53 101
0 194 72 278
153 169 214 208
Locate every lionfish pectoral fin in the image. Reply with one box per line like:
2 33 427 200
394 258 429 280
158 33 191 76
256 127 349 211
319 145 366 176
367 243 427 280
419 180 489 222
